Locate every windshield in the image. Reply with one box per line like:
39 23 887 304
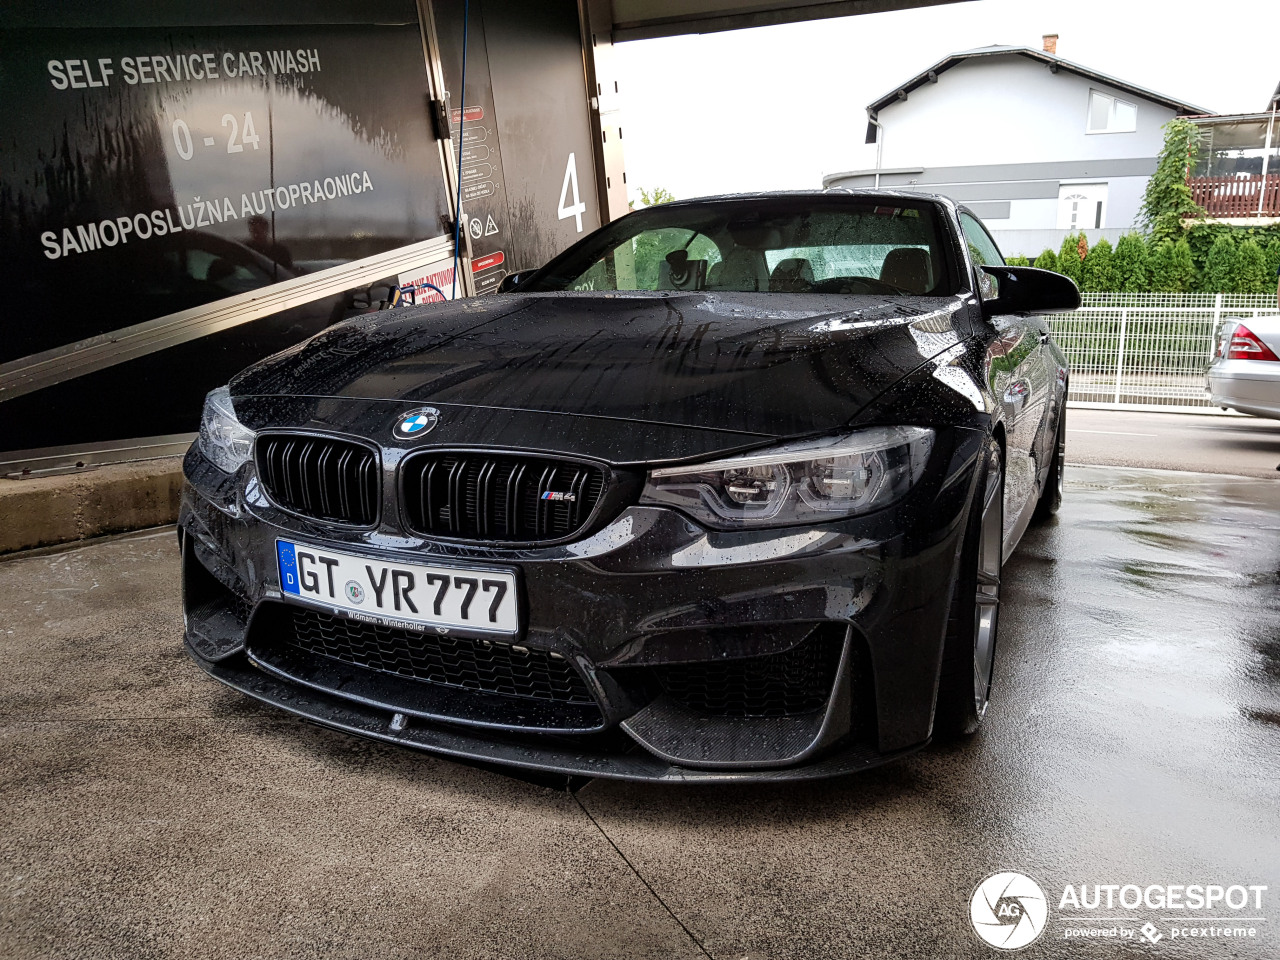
524 197 956 296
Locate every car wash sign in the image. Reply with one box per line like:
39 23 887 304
0 2 451 369
44 47 321 90
40 171 375 263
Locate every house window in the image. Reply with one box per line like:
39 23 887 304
1087 91 1138 134
1057 183 1108 230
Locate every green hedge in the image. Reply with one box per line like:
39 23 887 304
1030 225 1280 294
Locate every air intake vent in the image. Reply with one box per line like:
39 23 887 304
256 434 379 526
288 609 596 705
652 630 844 718
401 453 607 542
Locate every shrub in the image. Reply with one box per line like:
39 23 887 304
1081 238 1118 292
1201 234 1237 292
1264 238 1280 282
1149 241 1175 291
1150 239 1195 292
1057 233 1084 284
1033 249 1058 272
1005 255 1031 267
1112 233 1151 292
1171 240 1196 292
1186 222 1228 274
1236 239 1271 294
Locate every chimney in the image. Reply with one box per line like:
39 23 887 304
1043 34 1058 55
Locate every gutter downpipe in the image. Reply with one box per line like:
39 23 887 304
870 114 884 188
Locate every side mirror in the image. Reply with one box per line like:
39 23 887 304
979 265 1080 315
496 270 537 294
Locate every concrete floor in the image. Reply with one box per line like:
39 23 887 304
2 466 1279 959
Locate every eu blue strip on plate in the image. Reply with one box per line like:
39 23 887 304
277 540 300 595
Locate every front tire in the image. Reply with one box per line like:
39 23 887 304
935 437 1004 739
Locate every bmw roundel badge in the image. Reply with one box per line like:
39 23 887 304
394 407 441 439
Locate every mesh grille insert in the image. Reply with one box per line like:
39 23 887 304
652 632 843 718
402 452 606 542
287 609 596 705
257 434 379 526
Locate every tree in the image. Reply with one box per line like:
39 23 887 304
1005 255 1031 266
1112 233 1152 292
1081 238 1118 292
1201 233 1237 293
1236 238 1270 294
1057 233 1084 284
1033 249 1058 273
1139 118 1204 244
631 186 676 210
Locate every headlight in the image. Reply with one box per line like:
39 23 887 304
198 386 256 474
640 426 934 529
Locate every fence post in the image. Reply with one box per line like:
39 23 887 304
1212 293 1223 341
1113 307 1128 404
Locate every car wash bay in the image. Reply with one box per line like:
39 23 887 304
2 465 1277 960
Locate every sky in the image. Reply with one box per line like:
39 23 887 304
613 0 1280 203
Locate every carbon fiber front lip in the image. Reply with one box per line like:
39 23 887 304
188 639 926 783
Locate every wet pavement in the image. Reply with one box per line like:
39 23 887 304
1 465 1278 959
1066 409 1280 480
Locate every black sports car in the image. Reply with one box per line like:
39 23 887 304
180 191 1078 781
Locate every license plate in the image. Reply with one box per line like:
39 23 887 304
276 540 519 634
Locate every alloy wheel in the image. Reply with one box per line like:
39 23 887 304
972 460 1003 716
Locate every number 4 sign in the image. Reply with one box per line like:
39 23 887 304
558 152 587 233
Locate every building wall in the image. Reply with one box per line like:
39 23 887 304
876 56 1176 168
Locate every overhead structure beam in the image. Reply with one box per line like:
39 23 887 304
610 0 974 42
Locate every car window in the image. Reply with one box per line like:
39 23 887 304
960 212 1005 267
528 199 956 296
764 243 933 288
570 227 727 292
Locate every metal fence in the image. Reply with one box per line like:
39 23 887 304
1046 292 1278 412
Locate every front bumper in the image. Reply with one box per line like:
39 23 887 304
190 642 920 782
180 428 984 781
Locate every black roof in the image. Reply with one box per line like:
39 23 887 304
866 45 1210 119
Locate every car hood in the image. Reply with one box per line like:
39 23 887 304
231 291 970 445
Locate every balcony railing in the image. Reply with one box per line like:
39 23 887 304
1189 174 1280 217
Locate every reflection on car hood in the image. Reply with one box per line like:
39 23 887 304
230 291 969 438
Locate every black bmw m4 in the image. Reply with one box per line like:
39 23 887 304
181 191 1078 781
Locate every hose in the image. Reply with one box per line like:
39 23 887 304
450 0 470 299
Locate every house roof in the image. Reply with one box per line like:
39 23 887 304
866 45 1211 119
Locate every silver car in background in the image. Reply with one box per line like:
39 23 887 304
1208 316 1280 419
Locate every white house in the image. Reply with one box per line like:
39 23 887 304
823 40 1209 257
